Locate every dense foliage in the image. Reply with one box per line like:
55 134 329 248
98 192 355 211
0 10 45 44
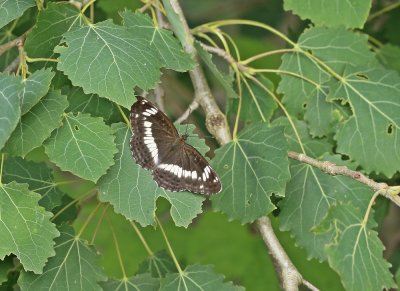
0 0 399 290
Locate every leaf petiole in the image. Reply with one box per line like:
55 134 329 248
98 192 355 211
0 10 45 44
130 220 154 256
107 212 128 281
91 204 109 244
155 216 183 274
76 201 101 238
361 190 380 227
0 153 4 185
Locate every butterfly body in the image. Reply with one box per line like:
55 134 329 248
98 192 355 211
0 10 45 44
130 96 222 195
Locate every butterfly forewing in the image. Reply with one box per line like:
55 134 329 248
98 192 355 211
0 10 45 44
130 96 178 169
130 96 222 195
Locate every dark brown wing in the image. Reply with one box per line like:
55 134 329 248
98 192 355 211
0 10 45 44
130 96 222 195
153 142 222 195
130 96 179 170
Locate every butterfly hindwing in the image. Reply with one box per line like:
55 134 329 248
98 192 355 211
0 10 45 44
153 143 221 194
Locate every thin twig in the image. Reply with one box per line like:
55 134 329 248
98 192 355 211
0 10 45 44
302 279 320 291
4 56 19 73
199 42 248 73
69 0 83 9
175 99 199 124
256 217 319 291
0 34 25 56
288 151 400 207
368 1 400 21
156 6 170 29
154 83 166 112
163 0 231 145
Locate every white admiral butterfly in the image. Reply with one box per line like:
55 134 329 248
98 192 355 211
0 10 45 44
130 96 222 195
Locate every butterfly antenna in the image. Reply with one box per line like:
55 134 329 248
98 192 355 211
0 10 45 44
183 107 192 137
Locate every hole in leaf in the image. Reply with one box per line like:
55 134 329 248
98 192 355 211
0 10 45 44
270 193 282 216
387 123 393 135
223 164 229 170
341 154 350 161
74 125 79 131
356 73 368 80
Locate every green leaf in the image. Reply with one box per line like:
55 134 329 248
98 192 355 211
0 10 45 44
102 274 159 291
137 250 177 278
278 46 329 118
63 86 114 122
0 73 23 150
2 157 64 210
278 27 376 136
329 65 400 177
21 68 55 115
396 268 400 287
18 225 106 290
4 90 68 157
98 123 205 227
122 11 194 72
304 88 348 137
55 19 161 109
211 124 290 223
377 44 400 73
279 154 373 260
275 117 373 259
24 2 83 59
44 112 117 182
0 0 35 29
195 41 238 99
272 117 333 157
97 0 137 22
231 76 276 125
0 182 59 274
283 0 371 28
296 27 376 72
320 203 396 290
160 265 244 291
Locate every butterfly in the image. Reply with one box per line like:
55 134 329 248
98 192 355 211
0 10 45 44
130 96 222 195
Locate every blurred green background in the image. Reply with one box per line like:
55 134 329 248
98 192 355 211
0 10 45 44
73 199 343 290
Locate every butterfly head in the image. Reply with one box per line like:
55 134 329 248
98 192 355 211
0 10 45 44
180 133 189 142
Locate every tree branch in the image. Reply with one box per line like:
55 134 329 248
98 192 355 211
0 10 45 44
256 217 319 291
161 4 400 289
154 83 166 112
0 34 25 57
288 151 400 207
198 42 248 73
4 56 19 73
200 41 400 207
163 0 231 145
162 1 315 290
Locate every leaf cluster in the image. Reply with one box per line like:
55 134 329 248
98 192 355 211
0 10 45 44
0 0 399 290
